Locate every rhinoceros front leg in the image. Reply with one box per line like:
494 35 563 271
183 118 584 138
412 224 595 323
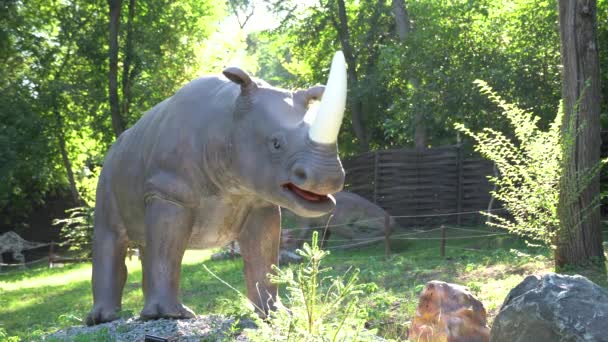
237 205 281 317
86 218 129 326
140 196 196 320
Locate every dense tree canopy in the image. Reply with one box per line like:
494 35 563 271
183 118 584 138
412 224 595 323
251 0 566 154
2 0 608 242
1 0 223 223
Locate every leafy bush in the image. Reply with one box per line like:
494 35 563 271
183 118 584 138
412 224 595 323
0 327 21 342
52 206 94 256
455 81 605 248
455 80 562 245
253 231 374 341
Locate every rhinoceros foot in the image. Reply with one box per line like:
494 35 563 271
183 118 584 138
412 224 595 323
85 304 120 326
140 299 196 321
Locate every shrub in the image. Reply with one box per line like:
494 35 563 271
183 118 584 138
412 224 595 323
455 80 562 245
0 327 20 342
52 206 94 256
252 231 374 341
455 80 605 248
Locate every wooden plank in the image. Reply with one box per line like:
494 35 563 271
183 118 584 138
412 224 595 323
373 151 379 204
342 146 497 227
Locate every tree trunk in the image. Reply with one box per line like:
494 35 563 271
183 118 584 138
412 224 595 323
108 0 124 137
555 0 605 268
414 110 427 151
47 43 80 205
335 0 369 151
391 0 426 150
391 0 410 39
53 103 80 205
121 0 135 123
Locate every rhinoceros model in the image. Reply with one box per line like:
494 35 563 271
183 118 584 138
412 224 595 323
86 52 348 325
281 191 397 249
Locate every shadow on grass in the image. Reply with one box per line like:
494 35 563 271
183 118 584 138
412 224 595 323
0 257 253 339
0 262 88 283
0 278 94 338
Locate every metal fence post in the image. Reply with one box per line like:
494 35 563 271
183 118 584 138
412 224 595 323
384 214 391 259
456 145 463 226
48 241 55 268
373 151 379 204
440 225 446 258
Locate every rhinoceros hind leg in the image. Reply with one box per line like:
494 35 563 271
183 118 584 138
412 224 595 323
86 219 128 326
140 196 195 320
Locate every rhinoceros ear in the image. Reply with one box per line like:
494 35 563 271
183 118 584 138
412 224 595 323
294 86 325 123
223 67 255 91
294 85 325 107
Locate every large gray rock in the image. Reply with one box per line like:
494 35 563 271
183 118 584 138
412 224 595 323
282 191 400 250
214 191 399 262
491 273 608 342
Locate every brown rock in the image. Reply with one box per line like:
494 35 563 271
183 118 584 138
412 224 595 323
409 281 489 342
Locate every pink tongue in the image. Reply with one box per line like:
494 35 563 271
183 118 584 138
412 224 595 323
291 185 325 202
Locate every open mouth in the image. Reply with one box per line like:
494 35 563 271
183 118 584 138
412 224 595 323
283 183 330 202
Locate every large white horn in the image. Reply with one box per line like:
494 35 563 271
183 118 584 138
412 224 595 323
308 51 347 144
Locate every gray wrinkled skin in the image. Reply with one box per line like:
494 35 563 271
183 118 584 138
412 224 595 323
86 67 345 325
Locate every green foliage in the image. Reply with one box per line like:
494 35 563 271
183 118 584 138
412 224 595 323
52 206 94 256
3 0 606 227
122 0 225 127
0 0 224 227
380 0 561 147
456 81 607 248
254 231 371 341
455 81 562 245
0 327 20 342
254 0 563 154
0 91 60 222
0 0 68 222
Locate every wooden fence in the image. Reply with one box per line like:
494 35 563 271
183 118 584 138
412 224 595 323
342 145 495 227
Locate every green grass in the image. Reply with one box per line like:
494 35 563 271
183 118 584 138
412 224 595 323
1 225 606 341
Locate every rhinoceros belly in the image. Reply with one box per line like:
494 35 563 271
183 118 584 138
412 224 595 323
187 195 252 249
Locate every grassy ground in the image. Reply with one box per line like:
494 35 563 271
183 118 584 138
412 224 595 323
1 225 607 341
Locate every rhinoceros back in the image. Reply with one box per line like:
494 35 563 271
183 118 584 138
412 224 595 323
97 75 240 234
114 76 239 164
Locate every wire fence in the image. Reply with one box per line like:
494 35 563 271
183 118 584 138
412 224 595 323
323 245 443 260
281 208 512 258
0 238 91 274
0 255 50 268
284 208 506 231
0 208 514 274
320 226 510 251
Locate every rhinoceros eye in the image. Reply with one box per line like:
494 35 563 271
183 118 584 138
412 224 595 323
268 133 286 153
272 138 281 149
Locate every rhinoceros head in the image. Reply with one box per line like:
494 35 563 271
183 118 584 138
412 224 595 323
222 52 347 217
